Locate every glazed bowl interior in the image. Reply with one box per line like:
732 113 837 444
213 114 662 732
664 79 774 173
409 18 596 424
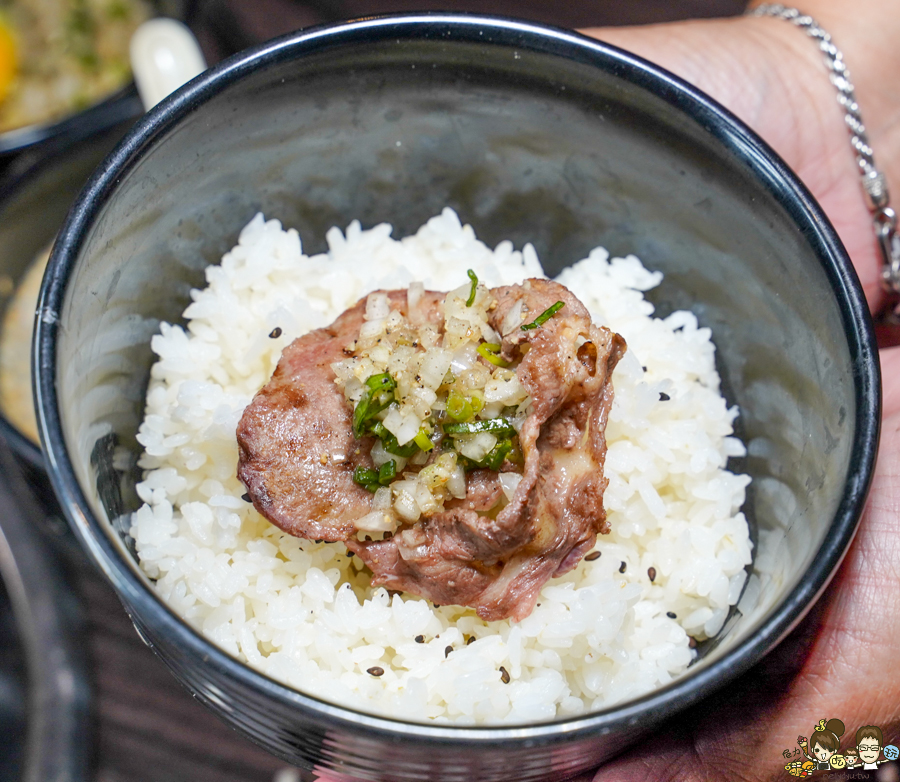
35 14 878 781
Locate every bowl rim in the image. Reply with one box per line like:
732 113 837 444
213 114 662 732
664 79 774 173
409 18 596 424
34 11 881 744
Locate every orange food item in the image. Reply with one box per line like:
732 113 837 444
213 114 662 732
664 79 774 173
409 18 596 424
0 18 17 103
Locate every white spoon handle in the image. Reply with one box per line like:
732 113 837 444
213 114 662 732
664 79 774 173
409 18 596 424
130 18 207 111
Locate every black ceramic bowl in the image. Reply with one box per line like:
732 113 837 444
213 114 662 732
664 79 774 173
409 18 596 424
34 14 879 781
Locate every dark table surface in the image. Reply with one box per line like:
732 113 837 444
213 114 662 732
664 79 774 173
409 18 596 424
75 553 301 782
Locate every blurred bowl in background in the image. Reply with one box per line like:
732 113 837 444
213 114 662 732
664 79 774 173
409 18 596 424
35 14 879 780
0 0 195 164
0 118 139 530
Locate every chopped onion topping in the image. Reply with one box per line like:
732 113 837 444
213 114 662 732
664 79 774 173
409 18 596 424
355 510 398 532
365 291 390 321
335 276 531 532
499 472 523 501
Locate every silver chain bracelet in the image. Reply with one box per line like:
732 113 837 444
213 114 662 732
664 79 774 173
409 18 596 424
747 3 900 298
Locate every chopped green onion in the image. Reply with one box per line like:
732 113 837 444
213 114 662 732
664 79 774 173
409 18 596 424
352 466 379 492
443 418 516 437
453 437 515 472
521 301 565 330
477 342 510 368
466 269 478 307
370 422 420 457
414 429 435 451
352 397 371 439
378 459 397 485
482 438 513 470
352 373 397 438
367 372 396 392
446 390 473 421
470 391 484 415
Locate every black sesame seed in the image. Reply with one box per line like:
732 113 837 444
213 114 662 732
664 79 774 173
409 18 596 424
659 392 671 401
584 551 601 562
648 566 657 582
269 327 283 338
499 666 510 684
641 366 647 372
346 551 355 558
619 561 627 573
415 635 424 643
367 666 384 677
241 493 251 503
467 636 476 645
666 611 677 619
444 646 453 658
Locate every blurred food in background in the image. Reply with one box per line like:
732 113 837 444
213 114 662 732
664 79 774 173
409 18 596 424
0 0 152 133
0 244 46 443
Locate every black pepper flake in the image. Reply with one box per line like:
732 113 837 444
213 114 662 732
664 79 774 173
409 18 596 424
444 645 453 658
499 666 510 684
367 666 385 677
584 551 601 562
688 637 697 649
415 635 425 643
241 493 251 503
619 561 627 573
269 327 283 339
658 392 671 401
666 611 677 619
641 366 648 372
647 566 657 582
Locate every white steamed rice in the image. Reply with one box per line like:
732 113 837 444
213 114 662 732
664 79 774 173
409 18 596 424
130 208 752 725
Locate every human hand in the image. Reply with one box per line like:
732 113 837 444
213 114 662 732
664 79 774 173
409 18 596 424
571 5 900 781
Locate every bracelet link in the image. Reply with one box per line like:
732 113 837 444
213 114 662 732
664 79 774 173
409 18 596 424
863 169 890 213
877 208 900 295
